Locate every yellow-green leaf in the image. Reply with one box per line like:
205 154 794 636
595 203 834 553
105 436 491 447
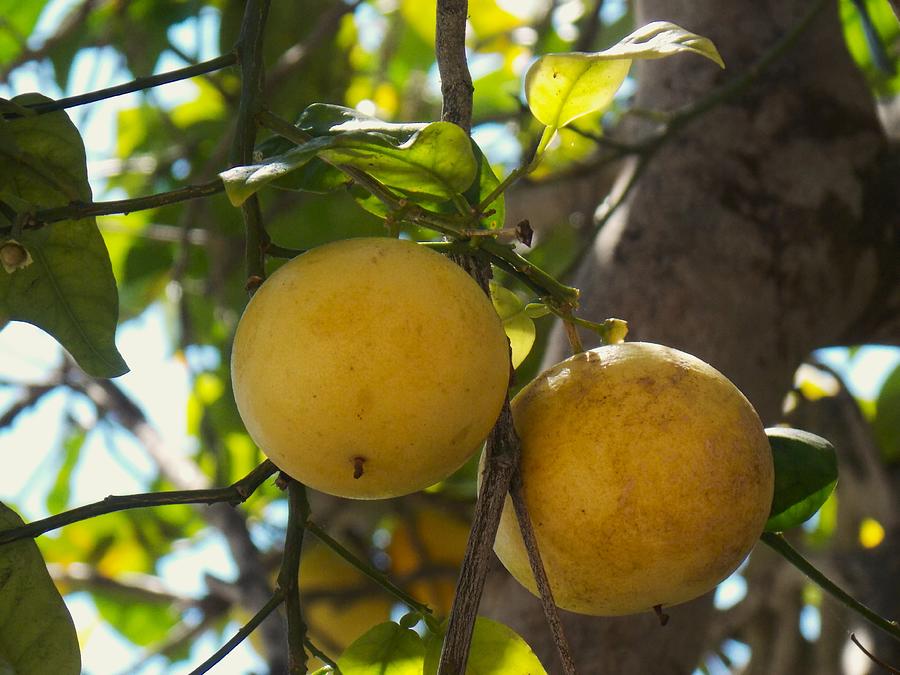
525 21 723 130
424 616 546 674
490 283 535 369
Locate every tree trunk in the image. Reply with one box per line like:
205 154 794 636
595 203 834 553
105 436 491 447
482 0 898 672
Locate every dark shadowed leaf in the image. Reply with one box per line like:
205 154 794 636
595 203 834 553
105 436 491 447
0 94 127 378
765 427 838 532
0 503 81 674
337 621 425 675
423 616 546 674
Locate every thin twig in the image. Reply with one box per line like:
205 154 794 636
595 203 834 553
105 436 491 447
0 179 225 234
435 0 474 132
3 53 238 118
306 520 435 622
279 479 311 674
761 533 900 642
850 633 900 674
0 461 277 544
188 590 286 675
509 468 577 674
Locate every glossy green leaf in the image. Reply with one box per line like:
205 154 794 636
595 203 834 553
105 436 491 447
526 21 722 130
337 621 426 675
219 136 334 206
765 427 839 533
0 94 127 378
490 283 535 369
319 122 477 199
423 617 546 674
222 118 477 208
872 362 900 462
0 503 81 674
298 103 426 142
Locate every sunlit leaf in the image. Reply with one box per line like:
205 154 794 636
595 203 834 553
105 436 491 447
765 427 838 532
337 621 426 675
220 137 334 206
490 283 535 368
423 616 546 674
525 54 631 130
223 116 477 208
525 22 722 130
840 0 900 97
0 94 127 378
601 21 724 66
0 503 81 674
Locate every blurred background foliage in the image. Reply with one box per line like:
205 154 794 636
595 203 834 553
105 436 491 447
1 0 898 673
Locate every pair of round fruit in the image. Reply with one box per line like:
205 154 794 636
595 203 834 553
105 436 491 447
231 237 774 617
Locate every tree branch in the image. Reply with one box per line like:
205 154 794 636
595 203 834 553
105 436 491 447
0 461 277 544
188 589 286 675
435 0 474 132
279 478 311 674
4 53 238 118
232 0 272 289
1 179 225 234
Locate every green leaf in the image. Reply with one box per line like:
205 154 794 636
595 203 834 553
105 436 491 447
46 427 86 514
337 621 426 675
0 1 44 64
525 54 631 130
298 103 426 142
423 617 546 674
872 362 900 462
599 21 724 66
223 118 477 208
765 427 839 533
93 590 179 647
219 136 334 206
524 302 550 319
0 503 81 674
525 21 722 130
0 94 128 378
319 122 477 199
490 283 535 369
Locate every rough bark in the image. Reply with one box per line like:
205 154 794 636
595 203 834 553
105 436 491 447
482 0 898 672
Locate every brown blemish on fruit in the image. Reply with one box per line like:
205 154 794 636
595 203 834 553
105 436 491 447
653 604 669 626
352 456 366 479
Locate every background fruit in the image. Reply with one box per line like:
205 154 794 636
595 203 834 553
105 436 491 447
230 237 510 499
493 342 774 616
387 507 471 615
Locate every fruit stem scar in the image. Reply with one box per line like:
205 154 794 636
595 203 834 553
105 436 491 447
352 456 366 479
653 604 669 626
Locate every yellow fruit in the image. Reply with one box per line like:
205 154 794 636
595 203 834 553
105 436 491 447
231 237 509 499
387 508 470 615
493 342 774 616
